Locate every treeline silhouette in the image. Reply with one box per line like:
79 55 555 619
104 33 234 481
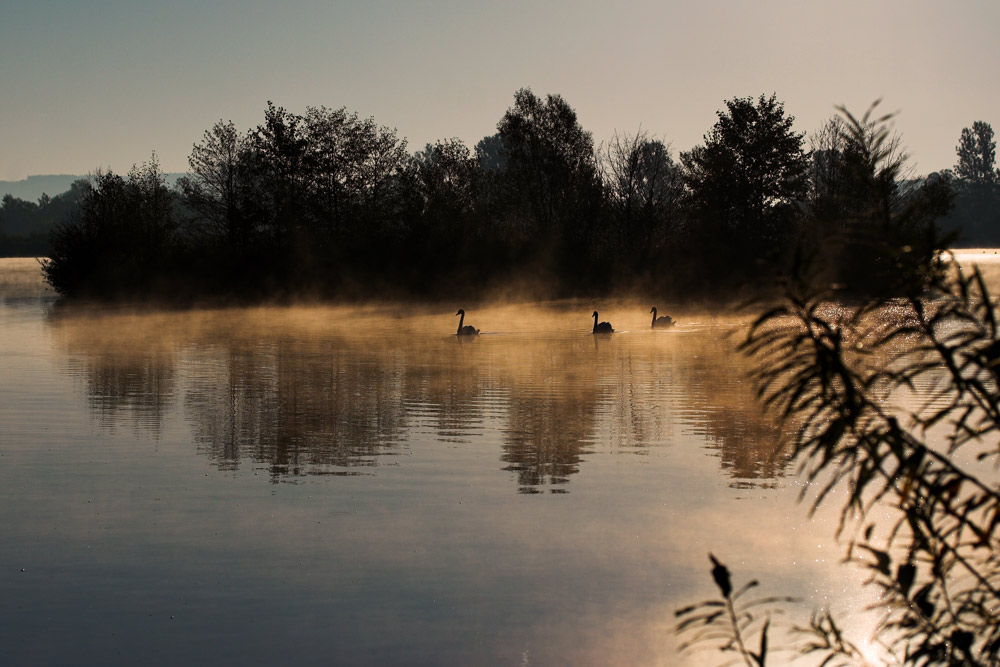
0 182 87 257
29 90 992 301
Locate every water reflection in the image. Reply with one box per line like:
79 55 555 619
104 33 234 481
47 302 788 490
185 337 408 479
671 332 788 484
53 310 177 435
499 337 601 493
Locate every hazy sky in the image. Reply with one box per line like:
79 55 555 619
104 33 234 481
1 0 997 181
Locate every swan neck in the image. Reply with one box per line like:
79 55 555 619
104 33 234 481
457 311 464 334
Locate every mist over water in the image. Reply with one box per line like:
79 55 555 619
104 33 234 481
2 258 935 665
45 299 787 484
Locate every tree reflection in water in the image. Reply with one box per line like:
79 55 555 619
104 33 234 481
184 339 408 480
47 303 789 490
672 331 789 484
52 309 177 436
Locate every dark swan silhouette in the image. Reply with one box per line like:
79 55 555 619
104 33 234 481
592 311 614 334
650 307 675 329
456 309 480 336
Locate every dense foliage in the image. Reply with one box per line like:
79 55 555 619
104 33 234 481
804 103 954 297
679 94 810 293
30 90 980 301
42 160 177 297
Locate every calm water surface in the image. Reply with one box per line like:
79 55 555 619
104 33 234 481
1 256 927 666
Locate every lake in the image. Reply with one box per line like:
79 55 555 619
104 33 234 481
7 254 981 666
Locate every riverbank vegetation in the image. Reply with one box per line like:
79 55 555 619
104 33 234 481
11 90 993 302
676 254 1000 665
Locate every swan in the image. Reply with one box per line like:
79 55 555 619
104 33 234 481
650 307 675 329
456 309 480 336
592 311 614 334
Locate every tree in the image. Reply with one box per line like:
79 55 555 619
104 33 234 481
955 121 998 186
941 121 1000 245
496 88 602 245
834 101 909 223
249 102 310 243
472 133 516 246
42 180 89 231
806 115 850 225
815 101 951 296
396 138 486 286
0 183 89 257
301 105 357 233
474 133 506 173
348 117 408 236
177 120 252 249
43 155 178 297
680 94 809 290
408 138 479 227
0 194 39 237
599 128 683 264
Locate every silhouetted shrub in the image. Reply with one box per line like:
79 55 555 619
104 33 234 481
678 258 1000 665
43 159 177 298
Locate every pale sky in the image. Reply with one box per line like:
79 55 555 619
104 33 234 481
1 0 997 181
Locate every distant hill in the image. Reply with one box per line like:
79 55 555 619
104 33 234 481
1 175 82 202
1 173 186 202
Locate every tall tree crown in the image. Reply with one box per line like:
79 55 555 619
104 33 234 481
681 93 808 232
956 120 998 185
